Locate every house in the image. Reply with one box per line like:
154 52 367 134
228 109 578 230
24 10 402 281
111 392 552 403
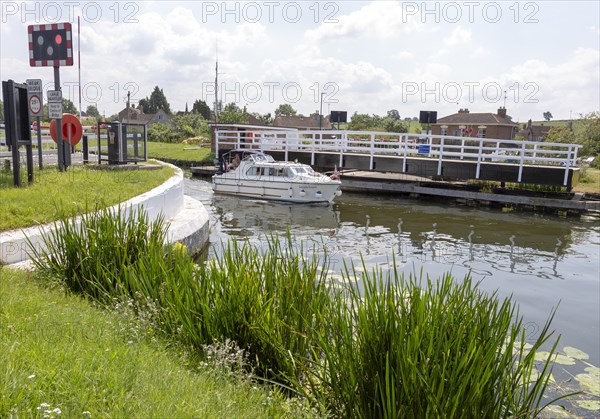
517 120 552 141
118 105 171 125
431 107 519 140
273 113 331 130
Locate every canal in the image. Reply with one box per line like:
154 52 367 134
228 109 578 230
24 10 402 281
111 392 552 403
185 175 600 414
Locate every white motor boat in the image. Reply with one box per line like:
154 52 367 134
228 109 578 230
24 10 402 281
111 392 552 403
212 150 342 204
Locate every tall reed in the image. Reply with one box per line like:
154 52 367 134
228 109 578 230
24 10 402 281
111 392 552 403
28 208 569 416
28 206 167 302
298 261 564 418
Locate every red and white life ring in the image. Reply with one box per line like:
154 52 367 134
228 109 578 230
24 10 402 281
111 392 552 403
50 113 83 146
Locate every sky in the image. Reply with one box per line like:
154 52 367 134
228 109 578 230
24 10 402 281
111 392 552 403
1 1 599 123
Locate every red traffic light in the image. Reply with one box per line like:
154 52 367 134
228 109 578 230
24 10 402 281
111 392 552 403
55 34 62 44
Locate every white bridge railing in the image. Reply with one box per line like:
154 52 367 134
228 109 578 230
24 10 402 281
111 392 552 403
215 129 581 186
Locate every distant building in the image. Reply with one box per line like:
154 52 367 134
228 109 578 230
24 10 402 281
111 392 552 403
517 120 553 141
118 103 171 125
431 107 519 140
273 113 331 130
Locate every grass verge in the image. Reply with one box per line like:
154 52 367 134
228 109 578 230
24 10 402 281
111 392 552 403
575 167 600 194
0 164 174 231
146 141 213 163
0 267 311 418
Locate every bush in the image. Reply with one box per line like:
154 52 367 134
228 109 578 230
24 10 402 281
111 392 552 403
147 115 209 143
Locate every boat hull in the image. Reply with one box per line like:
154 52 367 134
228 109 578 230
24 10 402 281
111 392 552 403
212 177 341 204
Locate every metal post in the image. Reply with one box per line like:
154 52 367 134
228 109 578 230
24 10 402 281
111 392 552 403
319 92 324 130
82 134 88 164
97 123 101 164
36 116 42 169
54 66 65 171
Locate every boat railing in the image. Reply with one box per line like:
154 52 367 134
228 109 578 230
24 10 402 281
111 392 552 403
215 129 581 186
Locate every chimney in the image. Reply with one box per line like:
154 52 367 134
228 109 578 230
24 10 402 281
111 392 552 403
497 107 507 118
458 108 470 114
527 119 532 129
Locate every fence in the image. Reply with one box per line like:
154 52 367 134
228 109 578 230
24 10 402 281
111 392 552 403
215 129 581 186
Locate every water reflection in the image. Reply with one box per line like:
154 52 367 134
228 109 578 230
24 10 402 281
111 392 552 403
187 177 588 282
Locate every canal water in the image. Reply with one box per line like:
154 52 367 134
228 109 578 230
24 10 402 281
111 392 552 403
185 176 600 412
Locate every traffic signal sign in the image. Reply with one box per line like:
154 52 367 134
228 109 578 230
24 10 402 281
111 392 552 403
28 23 73 67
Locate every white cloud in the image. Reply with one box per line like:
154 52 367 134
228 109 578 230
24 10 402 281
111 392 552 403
392 51 414 60
304 2 424 43
443 26 471 46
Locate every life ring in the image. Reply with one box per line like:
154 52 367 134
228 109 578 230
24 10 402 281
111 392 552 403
50 113 83 146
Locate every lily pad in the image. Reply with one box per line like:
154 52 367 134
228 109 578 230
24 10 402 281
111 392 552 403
534 351 576 365
563 346 589 361
576 400 600 411
542 405 579 418
575 373 600 396
584 366 600 380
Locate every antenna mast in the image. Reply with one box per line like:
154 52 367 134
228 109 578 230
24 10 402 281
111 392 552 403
214 42 219 123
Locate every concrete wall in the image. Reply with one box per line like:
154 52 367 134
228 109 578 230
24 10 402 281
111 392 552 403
0 162 208 265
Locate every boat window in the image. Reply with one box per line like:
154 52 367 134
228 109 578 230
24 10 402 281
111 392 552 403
246 167 258 176
282 168 292 178
262 167 270 176
294 167 306 174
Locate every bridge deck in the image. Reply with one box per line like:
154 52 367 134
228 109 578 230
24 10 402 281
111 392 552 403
214 129 581 189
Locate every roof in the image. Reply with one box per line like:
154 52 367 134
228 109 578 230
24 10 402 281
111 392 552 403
518 124 552 139
273 115 331 129
435 112 518 126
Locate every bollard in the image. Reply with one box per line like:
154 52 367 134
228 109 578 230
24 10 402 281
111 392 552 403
82 134 88 164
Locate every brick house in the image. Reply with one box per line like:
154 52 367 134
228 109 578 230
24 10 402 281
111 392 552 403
431 107 519 140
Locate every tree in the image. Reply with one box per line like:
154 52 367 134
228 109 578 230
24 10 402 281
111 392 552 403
382 117 408 133
348 113 383 130
544 112 599 158
62 98 78 115
192 99 211 120
543 111 553 121
223 102 242 113
253 112 273 125
139 86 171 114
0 100 4 122
274 103 297 117
218 102 247 124
387 109 400 120
86 105 100 119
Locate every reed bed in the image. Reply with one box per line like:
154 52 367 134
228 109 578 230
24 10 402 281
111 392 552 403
29 207 569 417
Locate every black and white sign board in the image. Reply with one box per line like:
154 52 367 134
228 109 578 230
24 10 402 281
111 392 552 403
26 78 43 117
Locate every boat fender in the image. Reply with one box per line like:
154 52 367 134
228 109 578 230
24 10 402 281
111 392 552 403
288 187 293 198
315 191 322 199
299 189 306 197
336 190 342 197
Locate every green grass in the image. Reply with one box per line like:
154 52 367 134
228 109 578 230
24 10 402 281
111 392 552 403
0 165 174 231
0 267 311 418
28 206 570 418
147 141 213 162
575 167 600 194
530 119 586 133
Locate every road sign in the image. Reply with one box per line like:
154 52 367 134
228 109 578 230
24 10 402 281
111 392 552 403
26 79 44 117
47 90 62 102
26 79 42 93
28 95 42 116
417 145 431 154
28 23 73 67
49 102 63 119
